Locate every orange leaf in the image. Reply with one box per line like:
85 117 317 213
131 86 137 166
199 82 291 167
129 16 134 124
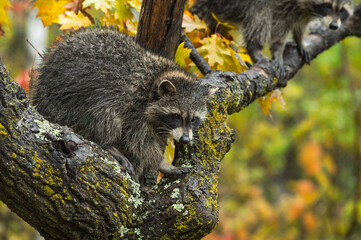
299 142 323 176
287 198 305 221
15 69 30 92
294 180 319 204
303 211 318 231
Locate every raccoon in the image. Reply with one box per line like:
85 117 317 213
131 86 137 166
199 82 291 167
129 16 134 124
189 0 353 71
30 28 213 183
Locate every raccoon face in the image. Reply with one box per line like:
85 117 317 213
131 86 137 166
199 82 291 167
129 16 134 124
146 76 210 145
311 0 353 30
159 111 205 144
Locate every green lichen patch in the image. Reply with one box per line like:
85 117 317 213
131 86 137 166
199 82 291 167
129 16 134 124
34 119 62 141
171 188 180 199
172 202 184 212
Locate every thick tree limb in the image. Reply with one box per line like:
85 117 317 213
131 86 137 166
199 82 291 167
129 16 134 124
0 59 230 239
0 4 361 240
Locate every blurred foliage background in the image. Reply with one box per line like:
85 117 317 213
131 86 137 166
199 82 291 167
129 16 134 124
1 0 361 239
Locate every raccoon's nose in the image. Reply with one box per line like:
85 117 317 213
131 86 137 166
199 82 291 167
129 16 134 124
329 21 339 30
179 136 190 144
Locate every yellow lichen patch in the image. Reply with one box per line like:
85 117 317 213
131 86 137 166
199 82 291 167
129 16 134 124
0 122 7 137
174 220 189 231
160 235 171 240
42 185 55 197
50 194 65 204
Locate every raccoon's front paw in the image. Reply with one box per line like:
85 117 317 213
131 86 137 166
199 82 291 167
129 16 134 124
106 147 136 176
116 154 136 176
299 47 311 65
273 60 286 79
165 166 192 175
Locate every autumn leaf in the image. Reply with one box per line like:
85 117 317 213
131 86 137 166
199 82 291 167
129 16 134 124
15 68 30 93
58 11 92 30
258 95 274 118
175 42 192 68
303 211 318 231
258 89 287 117
116 1 135 22
0 0 11 34
197 34 228 67
127 0 141 12
82 0 112 13
182 11 208 32
299 142 323 176
33 0 70 26
294 180 319 204
287 198 305 221
157 137 175 183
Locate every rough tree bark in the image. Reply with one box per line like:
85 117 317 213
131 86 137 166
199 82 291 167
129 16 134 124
1 2 361 240
136 0 187 59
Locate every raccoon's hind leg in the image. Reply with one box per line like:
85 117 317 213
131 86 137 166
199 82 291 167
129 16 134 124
292 24 311 64
242 12 271 65
106 146 136 176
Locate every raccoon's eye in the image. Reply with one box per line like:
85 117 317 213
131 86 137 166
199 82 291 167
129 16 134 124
173 114 182 120
191 117 201 127
340 8 349 21
314 3 333 16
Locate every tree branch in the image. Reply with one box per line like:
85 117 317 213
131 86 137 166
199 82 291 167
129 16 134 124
0 4 361 239
200 4 361 115
181 34 212 75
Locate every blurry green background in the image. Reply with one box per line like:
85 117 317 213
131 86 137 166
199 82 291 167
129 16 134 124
1 1 361 239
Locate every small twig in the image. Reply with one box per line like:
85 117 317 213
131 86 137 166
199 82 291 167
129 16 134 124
26 39 44 59
181 34 212 76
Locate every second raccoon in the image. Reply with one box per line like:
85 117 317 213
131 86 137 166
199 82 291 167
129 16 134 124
190 0 353 69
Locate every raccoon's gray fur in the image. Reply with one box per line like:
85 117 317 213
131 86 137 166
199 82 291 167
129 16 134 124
30 28 212 183
190 0 353 70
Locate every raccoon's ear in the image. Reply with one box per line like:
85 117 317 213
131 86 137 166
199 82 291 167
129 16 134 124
158 80 177 96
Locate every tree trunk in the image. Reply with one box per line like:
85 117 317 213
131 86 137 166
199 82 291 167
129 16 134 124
136 0 187 59
0 3 361 240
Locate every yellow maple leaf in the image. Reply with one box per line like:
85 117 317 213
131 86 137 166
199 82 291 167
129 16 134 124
115 1 135 23
197 34 228 68
182 11 208 32
258 89 287 117
127 0 141 12
0 0 11 33
175 42 192 68
82 0 111 13
58 11 92 30
33 0 70 27
157 137 175 183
